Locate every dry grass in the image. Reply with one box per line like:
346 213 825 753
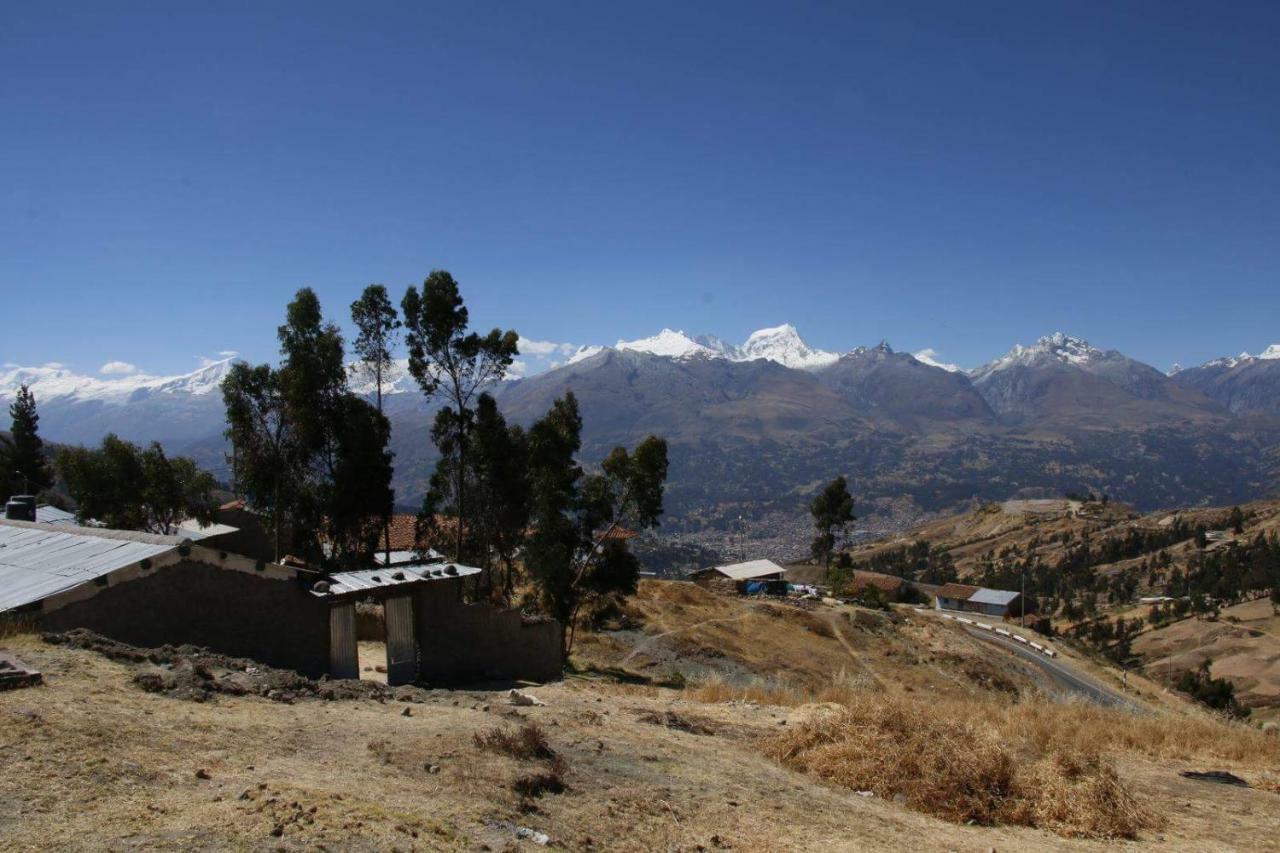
473 722 557 762
765 693 1157 839
0 614 38 639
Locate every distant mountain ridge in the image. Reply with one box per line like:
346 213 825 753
4 328 1279 556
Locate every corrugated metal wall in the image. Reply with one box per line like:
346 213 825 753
329 603 359 680
384 595 418 686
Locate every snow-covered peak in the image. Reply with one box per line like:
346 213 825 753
735 324 839 370
1198 344 1280 370
568 324 839 370
616 329 715 360
565 345 606 365
0 357 239 405
913 348 962 373
976 332 1107 375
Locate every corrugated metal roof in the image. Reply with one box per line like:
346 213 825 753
968 587 1020 606
319 562 481 597
177 519 240 540
0 520 179 612
709 559 785 580
35 505 79 526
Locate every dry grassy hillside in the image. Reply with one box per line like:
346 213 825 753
803 499 1280 721
4 582 1279 850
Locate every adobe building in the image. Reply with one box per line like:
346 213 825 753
0 517 561 686
690 558 787 594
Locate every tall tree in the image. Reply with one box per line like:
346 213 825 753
811 475 855 578
56 434 216 534
401 271 518 563
468 393 531 600
222 363 293 561
523 392 668 657
4 385 53 496
350 284 402 565
222 288 393 569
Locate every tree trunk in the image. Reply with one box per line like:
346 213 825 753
377 371 391 569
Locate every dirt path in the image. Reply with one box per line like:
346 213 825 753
825 612 887 689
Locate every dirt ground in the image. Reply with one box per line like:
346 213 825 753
1 584 1278 851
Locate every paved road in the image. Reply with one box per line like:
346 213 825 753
964 628 1142 712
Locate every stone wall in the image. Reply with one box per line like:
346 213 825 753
414 580 562 684
41 558 331 677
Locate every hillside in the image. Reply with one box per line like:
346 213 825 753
835 498 1280 721
3 583 1279 850
6 330 1280 562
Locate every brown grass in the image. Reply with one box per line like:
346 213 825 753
765 694 1157 839
473 722 557 762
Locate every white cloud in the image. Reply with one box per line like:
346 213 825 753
518 336 576 359
507 359 530 378
100 361 140 375
196 351 238 368
913 348 963 373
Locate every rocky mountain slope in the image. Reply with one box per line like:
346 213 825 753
1170 345 1280 417
4 330 1279 556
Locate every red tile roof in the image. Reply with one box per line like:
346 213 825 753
934 582 981 601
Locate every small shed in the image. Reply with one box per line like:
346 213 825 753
934 582 1023 618
691 559 786 594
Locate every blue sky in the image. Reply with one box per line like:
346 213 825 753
2 1 1278 376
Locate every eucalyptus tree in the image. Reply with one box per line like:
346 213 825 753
810 475 856 578
350 284 401 563
523 392 668 657
401 271 518 563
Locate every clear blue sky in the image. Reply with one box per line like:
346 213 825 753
3 1 1278 375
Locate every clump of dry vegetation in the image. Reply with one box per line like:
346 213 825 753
766 694 1157 839
473 722 557 761
474 723 568 801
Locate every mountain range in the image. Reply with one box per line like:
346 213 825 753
5 327 1280 558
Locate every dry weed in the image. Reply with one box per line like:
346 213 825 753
764 693 1158 839
473 723 557 761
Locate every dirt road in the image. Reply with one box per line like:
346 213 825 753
965 628 1140 711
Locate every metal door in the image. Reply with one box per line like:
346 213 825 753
329 602 359 680
384 594 418 686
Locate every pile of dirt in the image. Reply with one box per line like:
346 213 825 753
42 629 429 704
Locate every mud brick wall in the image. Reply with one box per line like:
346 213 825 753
42 559 331 677
414 580 562 684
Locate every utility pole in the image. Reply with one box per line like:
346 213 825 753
1021 564 1026 629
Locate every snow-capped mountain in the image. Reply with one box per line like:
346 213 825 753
736 324 839 370
616 329 719 360
0 357 237 406
1171 343 1280 416
600 324 838 370
970 332 1107 377
969 332 1221 425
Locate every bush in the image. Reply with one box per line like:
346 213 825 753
1177 660 1250 719
765 695 1155 839
473 723 557 761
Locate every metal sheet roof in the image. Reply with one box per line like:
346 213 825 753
177 519 240 540
35 505 79 526
0 520 179 612
709 559 785 580
968 588 1020 606
319 562 481 597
